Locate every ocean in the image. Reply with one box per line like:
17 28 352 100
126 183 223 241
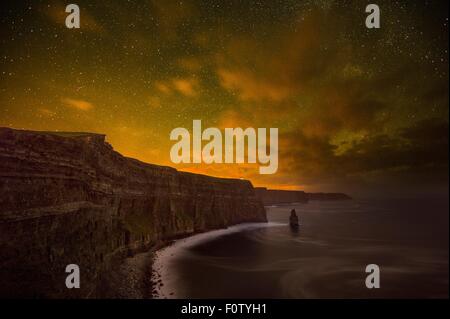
152 199 449 298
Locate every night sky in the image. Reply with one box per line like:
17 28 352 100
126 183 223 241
0 0 448 196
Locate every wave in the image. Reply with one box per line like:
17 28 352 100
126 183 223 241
151 222 286 298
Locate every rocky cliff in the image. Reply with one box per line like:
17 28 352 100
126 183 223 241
254 188 309 205
306 192 352 201
0 128 266 298
255 187 351 205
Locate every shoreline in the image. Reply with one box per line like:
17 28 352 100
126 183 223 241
151 222 286 299
104 223 279 298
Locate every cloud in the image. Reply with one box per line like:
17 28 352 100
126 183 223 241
178 57 202 72
172 78 198 97
38 108 57 117
217 68 292 102
214 11 333 102
211 8 402 134
216 109 253 129
62 98 94 111
150 0 197 40
276 119 449 191
154 82 172 95
148 96 162 109
154 78 199 97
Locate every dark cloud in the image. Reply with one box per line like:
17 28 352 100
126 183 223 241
275 118 448 193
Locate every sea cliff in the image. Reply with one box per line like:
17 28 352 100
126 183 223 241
255 187 351 205
254 188 309 205
0 128 266 298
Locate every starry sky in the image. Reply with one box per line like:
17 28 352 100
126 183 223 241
0 0 448 196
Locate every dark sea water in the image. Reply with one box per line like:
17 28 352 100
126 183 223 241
154 199 449 298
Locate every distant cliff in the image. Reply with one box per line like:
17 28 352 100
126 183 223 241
0 128 266 298
254 188 309 205
306 192 351 201
255 187 351 205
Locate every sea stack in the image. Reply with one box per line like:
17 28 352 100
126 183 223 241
289 209 299 228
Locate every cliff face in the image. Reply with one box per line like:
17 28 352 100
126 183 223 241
255 187 351 205
307 192 351 201
0 128 266 298
254 188 309 205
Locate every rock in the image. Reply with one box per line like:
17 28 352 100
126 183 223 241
289 209 299 228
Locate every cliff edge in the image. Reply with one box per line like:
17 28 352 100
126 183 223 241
0 128 266 298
